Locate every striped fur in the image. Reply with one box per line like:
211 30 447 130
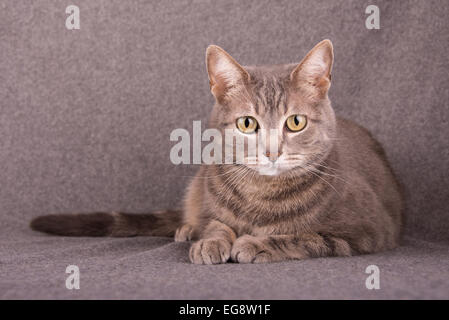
184 40 403 264
31 211 182 237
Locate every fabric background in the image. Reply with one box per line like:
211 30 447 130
1 0 448 299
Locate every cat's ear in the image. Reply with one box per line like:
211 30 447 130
290 39 333 97
206 45 250 102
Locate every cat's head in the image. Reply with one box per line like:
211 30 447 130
206 40 336 176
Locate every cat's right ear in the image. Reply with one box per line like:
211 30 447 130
206 45 250 102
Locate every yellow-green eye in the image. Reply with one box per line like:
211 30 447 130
236 116 258 134
286 115 307 132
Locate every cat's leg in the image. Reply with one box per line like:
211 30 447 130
176 170 204 242
174 224 196 242
189 220 237 265
231 233 352 263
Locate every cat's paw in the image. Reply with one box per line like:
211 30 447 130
231 235 274 263
175 224 195 242
189 238 231 265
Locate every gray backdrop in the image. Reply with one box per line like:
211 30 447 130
1 0 448 299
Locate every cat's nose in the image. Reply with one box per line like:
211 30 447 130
265 151 282 163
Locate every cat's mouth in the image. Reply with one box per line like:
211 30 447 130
243 156 304 176
246 161 298 176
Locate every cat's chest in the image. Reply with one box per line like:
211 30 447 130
212 186 316 236
217 203 311 236
205 170 329 234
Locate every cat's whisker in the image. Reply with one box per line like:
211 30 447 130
286 169 320 203
297 164 343 198
220 165 252 206
219 165 248 192
306 166 349 185
218 167 245 194
314 163 343 174
171 165 247 180
286 152 319 156
226 167 252 206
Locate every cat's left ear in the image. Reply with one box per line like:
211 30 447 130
206 45 250 102
290 39 333 97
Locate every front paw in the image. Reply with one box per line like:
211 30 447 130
231 235 274 263
189 238 231 265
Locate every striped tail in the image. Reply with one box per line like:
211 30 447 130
30 210 182 237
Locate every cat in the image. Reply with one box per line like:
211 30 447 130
30 40 404 264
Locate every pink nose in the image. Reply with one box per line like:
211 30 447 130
265 151 282 162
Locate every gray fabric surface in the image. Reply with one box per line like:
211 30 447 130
1 0 448 299
1 230 449 299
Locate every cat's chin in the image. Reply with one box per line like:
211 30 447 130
256 165 286 176
258 168 279 176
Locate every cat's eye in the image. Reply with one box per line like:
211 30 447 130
236 116 258 134
286 115 307 132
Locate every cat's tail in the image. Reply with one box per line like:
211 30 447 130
30 210 182 237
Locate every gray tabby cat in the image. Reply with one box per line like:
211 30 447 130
31 40 403 264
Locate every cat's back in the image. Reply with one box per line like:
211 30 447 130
335 117 403 224
336 117 390 168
